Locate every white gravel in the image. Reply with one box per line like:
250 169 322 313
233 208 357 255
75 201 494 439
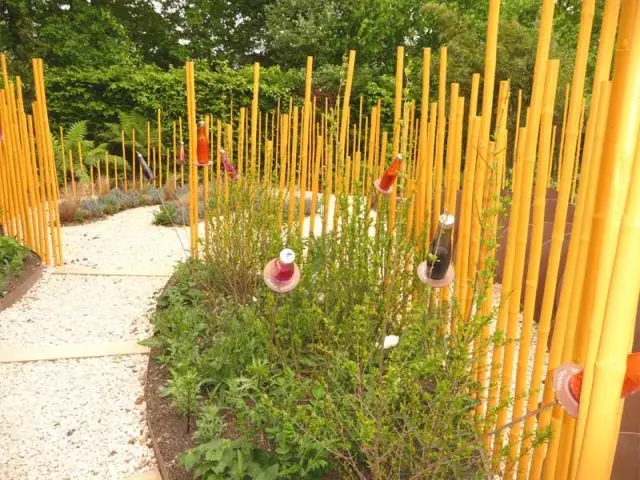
0 355 154 480
61 206 192 271
0 273 166 347
0 205 194 479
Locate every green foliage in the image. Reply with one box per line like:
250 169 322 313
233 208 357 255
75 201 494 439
152 202 193 226
149 181 512 479
0 235 29 296
182 438 280 480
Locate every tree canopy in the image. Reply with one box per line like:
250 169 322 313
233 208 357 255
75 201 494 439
0 0 601 134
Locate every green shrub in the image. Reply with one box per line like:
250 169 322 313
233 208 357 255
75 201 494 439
80 198 105 218
149 182 508 479
73 207 92 222
153 203 178 226
0 236 29 296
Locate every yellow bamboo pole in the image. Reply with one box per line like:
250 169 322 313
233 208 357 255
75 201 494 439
571 99 586 203
423 103 438 245
157 109 162 187
455 115 480 317
32 59 62 265
557 83 571 185
310 135 323 236
287 107 298 228
298 57 313 233
238 108 246 183
60 126 68 194
574 69 640 479
568 8 620 476
186 61 198 257
97 153 102 195
68 149 77 198
146 121 151 186
322 126 333 234
335 50 356 232
388 47 404 233
508 59 559 475
105 152 110 189
132 128 137 191
172 122 177 189
179 117 184 188
450 96 465 215
216 119 222 187
121 130 127 191
251 62 260 178
548 125 557 187
489 0 555 464
27 115 47 260
432 47 447 234
529 1 597 476
512 89 522 177
415 50 431 242
444 83 459 213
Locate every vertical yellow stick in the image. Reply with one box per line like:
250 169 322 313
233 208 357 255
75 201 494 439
60 127 68 193
251 63 260 178
298 57 313 233
432 47 447 233
157 109 162 187
389 47 404 233
186 61 199 257
530 1 598 476
132 129 137 191
557 83 571 185
508 59 559 475
173 121 177 189
121 130 128 191
68 149 77 198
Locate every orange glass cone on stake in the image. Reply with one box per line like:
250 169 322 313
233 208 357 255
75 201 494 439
196 120 210 166
263 248 301 293
554 352 640 418
417 213 455 288
374 154 403 195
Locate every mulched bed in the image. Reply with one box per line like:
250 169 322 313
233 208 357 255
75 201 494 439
0 253 43 313
145 347 193 480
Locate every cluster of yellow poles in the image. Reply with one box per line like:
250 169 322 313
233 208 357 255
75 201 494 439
1 0 637 476
182 0 639 478
0 55 62 266
58 111 191 198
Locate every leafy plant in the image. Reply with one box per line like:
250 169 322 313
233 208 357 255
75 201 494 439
0 236 29 296
182 438 280 480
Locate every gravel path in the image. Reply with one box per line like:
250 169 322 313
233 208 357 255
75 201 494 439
0 206 190 479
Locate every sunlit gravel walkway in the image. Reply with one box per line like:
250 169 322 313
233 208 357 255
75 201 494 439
0 206 191 480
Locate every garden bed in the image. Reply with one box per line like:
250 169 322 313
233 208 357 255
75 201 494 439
146 347 193 480
144 182 500 480
0 239 43 312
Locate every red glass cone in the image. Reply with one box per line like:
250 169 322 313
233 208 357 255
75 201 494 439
567 352 640 403
196 121 209 166
378 155 403 191
179 142 185 164
273 259 294 282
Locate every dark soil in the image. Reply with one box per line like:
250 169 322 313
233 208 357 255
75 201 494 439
146 347 194 480
0 253 43 312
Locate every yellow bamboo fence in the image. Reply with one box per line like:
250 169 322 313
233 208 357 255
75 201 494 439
0 55 63 266
181 1 640 477
2 0 637 475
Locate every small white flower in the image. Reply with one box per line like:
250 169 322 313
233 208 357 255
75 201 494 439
252 296 258 303
317 293 325 303
383 335 400 349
